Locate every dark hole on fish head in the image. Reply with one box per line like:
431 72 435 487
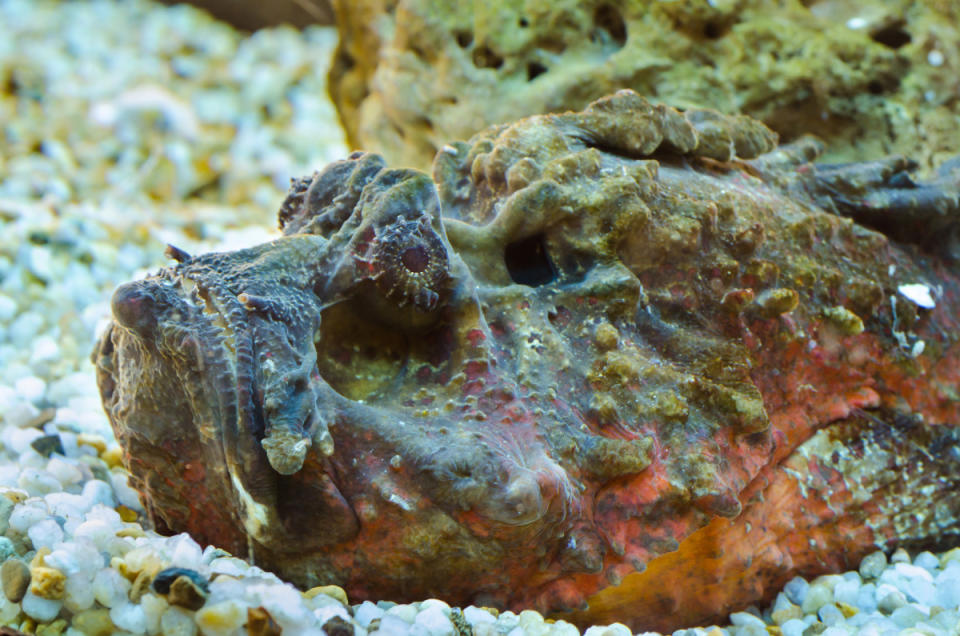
504 233 556 287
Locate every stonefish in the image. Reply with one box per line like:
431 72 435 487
94 91 960 631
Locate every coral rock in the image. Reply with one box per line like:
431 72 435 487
94 91 960 632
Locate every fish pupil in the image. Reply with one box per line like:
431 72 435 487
402 244 430 273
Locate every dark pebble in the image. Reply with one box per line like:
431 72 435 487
321 615 354 636
152 567 210 610
450 608 472 636
151 567 209 595
168 575 208 611
30 434 64 458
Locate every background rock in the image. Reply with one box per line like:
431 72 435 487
160 0 333 30
328 0 960 173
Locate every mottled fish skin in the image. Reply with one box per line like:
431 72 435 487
94 91 960 632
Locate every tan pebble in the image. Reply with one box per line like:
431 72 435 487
101 446 124 469
479 607 500 617
18 618 37 634
116 525 146 539
116 505 138 523
1 489 28 504
76 433 107 454
30 548 51 569
811 574 845 591
195 600 247 633
1 558 31 603
770 602 802 625
169 575 208 611
246 606 282 636
29 566 66 600
35 618 68 636
941 547 960 567
303 584 348 606
801 582 833 613
70 608 114 636
129 569 152 603
113 549 162 581
837 601 858 618
765 627 781 635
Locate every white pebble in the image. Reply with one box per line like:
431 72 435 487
378 613 416 634
209 556 249 577
2 400 41 429
779 618 806 636
463 606 496 626
818 603 844 626
583 624 632 636
46 456 83 487
730 611 766 628
17 468 63 497
93 566 132 608
894 562 934 583
21 589 63 621
0 594 20 623
414 604 455 636
783 576 809 604
354 600 385 628
30 335 59 364
161 605 198 636
386 603 419 623
167 532 203 567
72 518 117 549
46 372 96 403
81 479 117 509
14 375 46 403
876 584 907 613
0 294 16 321
856 582 878 613
111 601 148 634
140 592 169 634
914 551 940 572
935 571 960 607
27 517 64 550
64 573 96 612
26 246 54 281
928 50 945 66
8 501 49 533
890 604 927 628
833 579 860 606
8 311 44 344
111 470 145 510
419 598 451 616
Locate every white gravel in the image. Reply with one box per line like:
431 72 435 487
0 0 959 635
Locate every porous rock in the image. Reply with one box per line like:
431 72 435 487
329 0 960 174
94 91 960 632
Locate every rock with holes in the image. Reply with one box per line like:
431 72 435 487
93 91 960 632
328 0 960 174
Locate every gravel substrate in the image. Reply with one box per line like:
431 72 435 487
1 1 958 635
